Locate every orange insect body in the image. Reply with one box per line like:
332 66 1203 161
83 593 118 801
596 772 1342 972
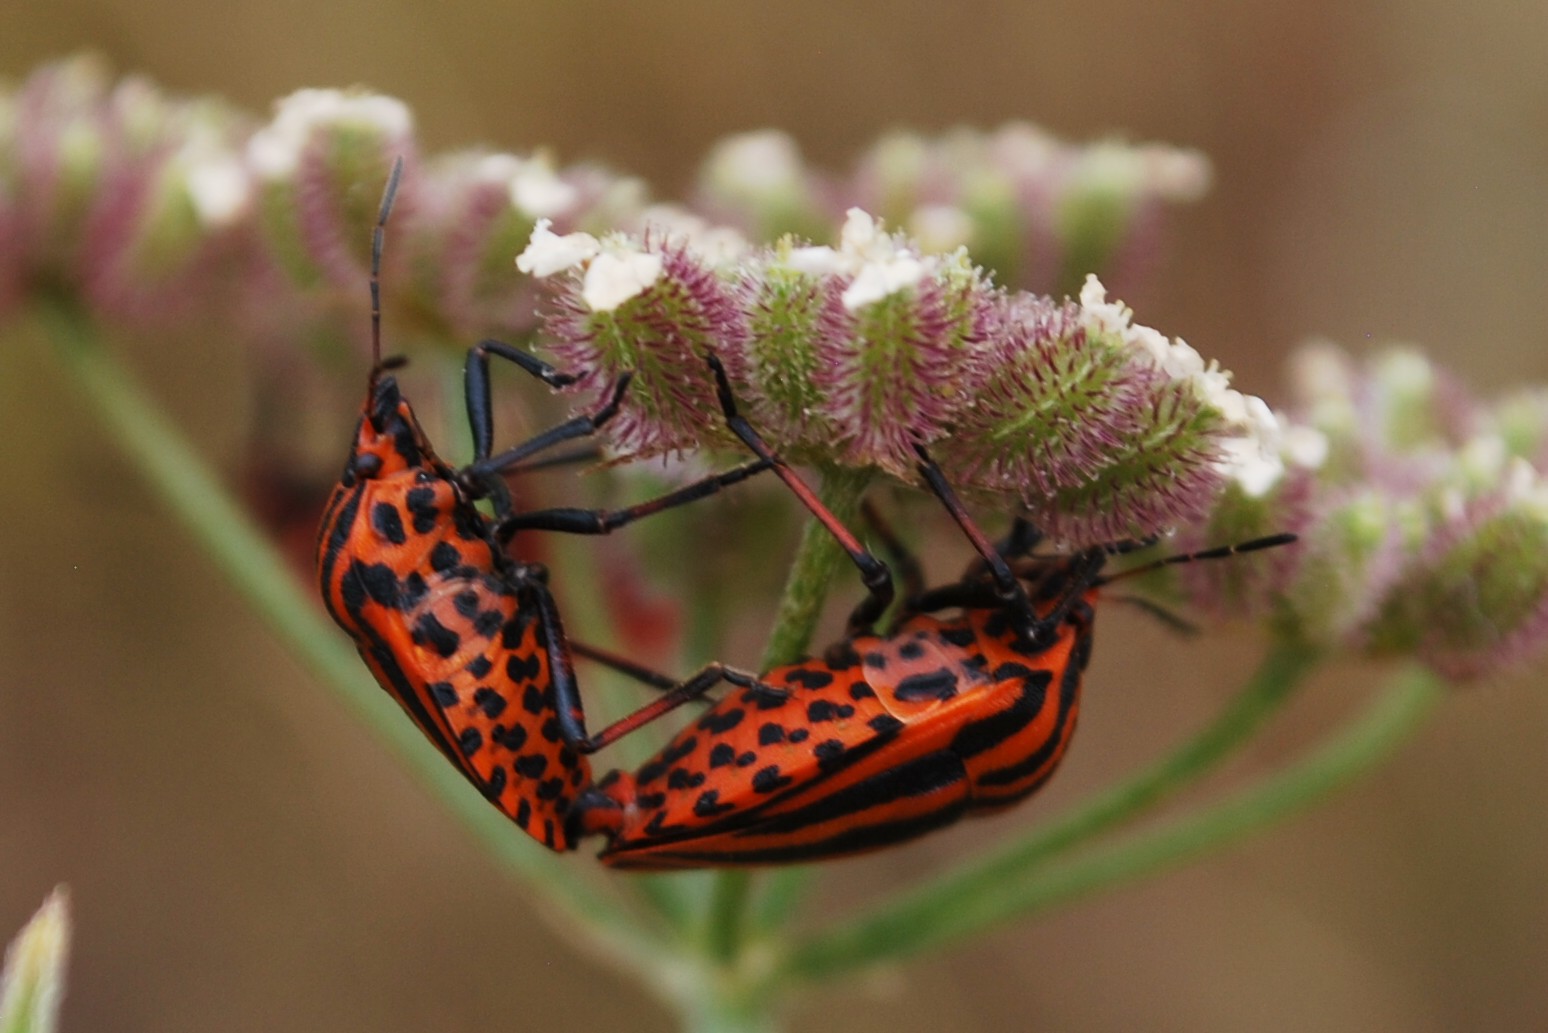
316 165 777 853
317 377 591 849
577 564 1095 868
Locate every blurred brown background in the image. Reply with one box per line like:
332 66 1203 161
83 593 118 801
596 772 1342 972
3 2 1546 1031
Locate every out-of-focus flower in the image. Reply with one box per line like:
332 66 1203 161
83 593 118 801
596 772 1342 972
1181 344 1548 681
408 150 645 341
695 122 1211 297
692 129 831 245
6 55 113 277
248 88 417 293
78 83 254 325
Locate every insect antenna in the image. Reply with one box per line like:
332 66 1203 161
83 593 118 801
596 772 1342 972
366 156 406 393
1093 532 1297 588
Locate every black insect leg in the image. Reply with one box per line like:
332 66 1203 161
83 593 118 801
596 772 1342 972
519 572 780 755
463 338 585 464
911 446 1045 643
493 459 772 542
704 352 895 636
855 499 929 630
458 375 632 517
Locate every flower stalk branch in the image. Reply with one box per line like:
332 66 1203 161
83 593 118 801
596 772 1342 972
781 652 1441 980
32 299 675 975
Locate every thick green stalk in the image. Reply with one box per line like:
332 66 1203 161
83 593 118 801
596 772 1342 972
36 303 672 972
701 871 755 962
783 659 1444 978
759 465 873 670
681 465 874 1030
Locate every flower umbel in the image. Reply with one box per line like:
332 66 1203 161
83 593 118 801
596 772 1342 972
523 209 1276 540
1182 344 1548 680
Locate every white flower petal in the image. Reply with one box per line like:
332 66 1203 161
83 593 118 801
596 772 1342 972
581 250 663 311
515 219 600 277
1283 424 1330 469
784 245 843 276
841 254 928 310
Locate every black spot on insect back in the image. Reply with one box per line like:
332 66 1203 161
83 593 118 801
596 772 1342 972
693 789 734 818
813 739 847 771
506 652 541 684
474 609 506 638
412 613 462 657
940 627 976 648
405 487 439 534
372 502 407 546
515 754 548 778
429 542 462 572
752 766 793 794
493 724 528 750
698 707 746 734
352 562 402 610
473 687 508 718
786 667 835 690
894 668 960 702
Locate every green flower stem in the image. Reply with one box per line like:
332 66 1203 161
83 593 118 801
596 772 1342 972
35 302 672 971
680 985 781 1033
811 638 1316 946
701 870 755 962
750 868 811 937
678 465 875 1028
780 638 1317 978
783 658 1444 979
759 464 874 671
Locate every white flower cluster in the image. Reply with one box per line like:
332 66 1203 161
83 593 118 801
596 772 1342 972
1077 275 1314 496
516 219 663 312
786 208 934 310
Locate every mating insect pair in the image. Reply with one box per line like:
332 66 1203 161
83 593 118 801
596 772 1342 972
317 163 1292 867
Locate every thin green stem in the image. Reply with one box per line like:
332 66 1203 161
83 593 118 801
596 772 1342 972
777 638 1316 977
35 302 671 969
680 986 781 1033
921 640 1317 895
783 660 1444 979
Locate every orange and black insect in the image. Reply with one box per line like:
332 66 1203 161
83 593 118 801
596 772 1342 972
316 163 770 850
573 360 1293 866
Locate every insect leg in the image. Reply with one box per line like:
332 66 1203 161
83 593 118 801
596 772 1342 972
493 459 771 541
703 353 895 635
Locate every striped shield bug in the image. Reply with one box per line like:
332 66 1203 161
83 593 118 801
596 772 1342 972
571 357 1294 866
316 162 773 851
